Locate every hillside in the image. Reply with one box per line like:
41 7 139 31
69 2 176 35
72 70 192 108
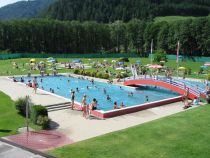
0 0 56 20
42 0 210 22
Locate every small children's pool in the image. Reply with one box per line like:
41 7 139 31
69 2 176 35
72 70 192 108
16 75 180 111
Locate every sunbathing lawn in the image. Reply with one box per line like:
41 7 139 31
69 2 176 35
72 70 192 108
0 58 206 79
0 92 40 137
49 105 210 158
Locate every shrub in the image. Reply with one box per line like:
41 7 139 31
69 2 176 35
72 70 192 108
15 97 28 116
85 71 91 76
187 68 192 75
103 73 109 79
80 70 85 75
116 73 122 79
36 116 48 129
119 57 129 62
153 49 167 63
207 73 210 81
37 116 51 129
96 72 103 78
199 68 204 74
141 66 147 75
91 72 96 77
74 69 80 74
31 105 48 124
122 73 129 78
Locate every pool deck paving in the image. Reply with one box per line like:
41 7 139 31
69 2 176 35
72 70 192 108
0 76 187 144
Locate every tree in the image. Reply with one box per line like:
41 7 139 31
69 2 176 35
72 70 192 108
153 49 167 63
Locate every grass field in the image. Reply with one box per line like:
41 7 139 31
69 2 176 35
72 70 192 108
0 58 207 79
49 105 210 158
154 16 200 23
0 92 40 137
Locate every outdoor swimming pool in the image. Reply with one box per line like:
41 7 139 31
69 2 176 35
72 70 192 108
16 75 180 111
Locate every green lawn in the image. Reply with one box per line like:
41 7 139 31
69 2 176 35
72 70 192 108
49 105 210 158
154 16 200 23
0 92 26 137
0 58 207 79
0 92 40 137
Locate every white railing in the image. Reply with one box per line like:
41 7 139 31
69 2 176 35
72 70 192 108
125 75 205 97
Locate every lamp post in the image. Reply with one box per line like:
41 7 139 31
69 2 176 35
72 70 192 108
26 95 30 132
176 41 180 79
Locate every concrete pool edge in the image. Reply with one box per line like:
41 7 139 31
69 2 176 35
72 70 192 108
91 96 183 119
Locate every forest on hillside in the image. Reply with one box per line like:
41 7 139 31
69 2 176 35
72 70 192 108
0 17 210 56
0 0 55 20
42 0 210 22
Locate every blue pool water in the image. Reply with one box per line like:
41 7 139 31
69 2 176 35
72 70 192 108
17 75 180 111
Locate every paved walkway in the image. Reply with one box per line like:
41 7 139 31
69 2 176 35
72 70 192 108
0 77 185 142
0 138 55 158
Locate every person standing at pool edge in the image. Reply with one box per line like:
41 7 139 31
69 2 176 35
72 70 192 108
32 77 38 94
82 95 88 118
71 91 75 110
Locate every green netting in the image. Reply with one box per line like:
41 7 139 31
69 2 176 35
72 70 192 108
167 55 210 62
148 54 210 62
0 53 139 60
1 53 209 62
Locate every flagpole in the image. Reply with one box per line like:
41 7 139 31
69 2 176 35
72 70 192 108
151 39 153 65
176 41 180 79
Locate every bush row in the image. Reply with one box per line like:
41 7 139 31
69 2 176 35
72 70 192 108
15 97 50 129
74 69 110 79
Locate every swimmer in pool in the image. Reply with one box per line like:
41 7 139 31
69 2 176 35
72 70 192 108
103 88 107 94
107 95 111 101
145 96 149 102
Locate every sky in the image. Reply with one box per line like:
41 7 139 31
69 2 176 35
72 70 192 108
0 0 25 8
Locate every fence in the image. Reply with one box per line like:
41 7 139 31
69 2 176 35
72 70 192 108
1 53 209 62
0 53 140 60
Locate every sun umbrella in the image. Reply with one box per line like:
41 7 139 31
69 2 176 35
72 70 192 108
112 60 116 63
201 65 208 69
47 59 56 63
72 59 82 63
204 62 210 66
118 62 124 65
47 57 54 61
178 67 186 70
136 60 141 64
30 59 36 63
160 61 165 63
148 64 163 69
39 61 45 64
116 67 125 70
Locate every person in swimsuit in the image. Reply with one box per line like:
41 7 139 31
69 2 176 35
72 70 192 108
82 95 88 118
145 96 149 102
120 102 125 108
114 102 119 109
90 98 97 111
107 95 111 101
32 77 38 93
71 91 75 110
